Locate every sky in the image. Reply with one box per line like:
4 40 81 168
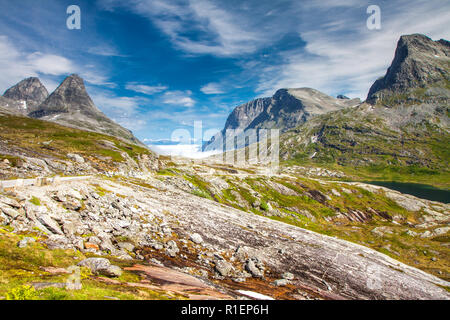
0 0 449 157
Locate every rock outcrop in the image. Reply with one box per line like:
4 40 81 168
2 77 49 114
367 34 450 104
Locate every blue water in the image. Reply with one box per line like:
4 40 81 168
365 181 449 204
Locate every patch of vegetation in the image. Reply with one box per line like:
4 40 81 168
157 168 179 176
29 196 41 206
192 189 213 200
0 228 179 300
0 114 154 169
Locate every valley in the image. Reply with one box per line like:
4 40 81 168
0 33 448 301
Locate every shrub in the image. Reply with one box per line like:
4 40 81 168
6 285 38 300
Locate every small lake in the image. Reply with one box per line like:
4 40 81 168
365 181 450 204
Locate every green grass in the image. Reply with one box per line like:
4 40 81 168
0 227 179 300
29 196 41 206
0 114 153 170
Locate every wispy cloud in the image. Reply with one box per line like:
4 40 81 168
0 35 74 92
89 88 149 130
200 82 225 94
87 45 126 57
162 90 195 107
255 0 450 98
99 0 271 56
125 83 168 95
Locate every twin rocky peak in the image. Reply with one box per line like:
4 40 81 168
1 74 142 146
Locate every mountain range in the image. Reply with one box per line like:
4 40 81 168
0 74 143 146
205 34 449 181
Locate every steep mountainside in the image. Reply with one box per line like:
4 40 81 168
28 74 143 146
204 88 360 151
2 77 49 115
279 34 449 186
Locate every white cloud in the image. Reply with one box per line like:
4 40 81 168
89 89 149 131
255 0 450 99
27 52 73 76
0 35 75 93
162 90 195 107
92 95 142 113
0 35 115 93
148 143 220 159
125 83 168 95
200 82 225 94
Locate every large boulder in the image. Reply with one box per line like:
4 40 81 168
77 258 122 277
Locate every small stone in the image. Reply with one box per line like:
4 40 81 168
371 226 393 237
406 230 418 237
118 242 135 252
165 240 179 257
17 237 35 248
77 258 122 277
84 242 100 250
245 257 264 278
67 153 85 163
101 265 123 277
420 231 433 238
0 205 20 219
274 279 289 287
282 272 295 280
215 260 234 277
234 246 250 262
37 215 63 235
190 233 203 244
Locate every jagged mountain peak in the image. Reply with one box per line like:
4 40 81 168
2 77 49 114
367 33 450 104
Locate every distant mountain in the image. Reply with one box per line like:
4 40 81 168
2 77 49 114
280 34 449 171
203 88 360 151
1 74 144 146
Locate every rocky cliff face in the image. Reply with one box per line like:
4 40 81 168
204 88 360 151
367 34 450 104
2 77 49 114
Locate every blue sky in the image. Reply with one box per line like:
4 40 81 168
0 0 449 155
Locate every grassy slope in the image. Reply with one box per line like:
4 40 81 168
0 227 178 300
0 114 152 166
280 102 450 189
